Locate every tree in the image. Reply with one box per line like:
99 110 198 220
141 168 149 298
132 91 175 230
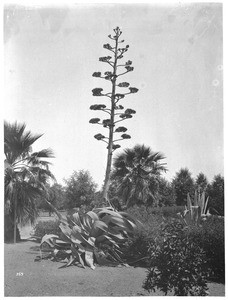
37 183 67 213
206 174 224 216
195 173 208 194
157 177 176 207
4 121 55 242
172 168 195 206
89 26 138 205
64 170 98 209
110 144 167 207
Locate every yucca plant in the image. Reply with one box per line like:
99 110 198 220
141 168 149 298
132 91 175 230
35 206 139 269
177 191 210 226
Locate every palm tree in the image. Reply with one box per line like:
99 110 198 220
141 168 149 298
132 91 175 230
110 144 167 207
4 121 55 242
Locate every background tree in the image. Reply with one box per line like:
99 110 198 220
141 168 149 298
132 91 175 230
89 26 138 205
64 170 97 209
157 177 176 207
110 144 167 207
172 168 195 206
4 121 55 242
206 174 224 216
37 183 67 213
195 172 208 194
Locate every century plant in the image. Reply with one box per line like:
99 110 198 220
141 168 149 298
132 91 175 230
177 191 211 226
35 204 139 270
89 26 138 205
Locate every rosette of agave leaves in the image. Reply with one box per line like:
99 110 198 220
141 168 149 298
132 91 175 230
177 191 211 226
35 206 140 270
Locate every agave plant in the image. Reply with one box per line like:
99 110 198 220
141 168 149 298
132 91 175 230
36 206 139 270
177 191 210 226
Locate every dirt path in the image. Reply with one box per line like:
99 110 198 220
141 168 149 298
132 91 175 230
4 241 225 297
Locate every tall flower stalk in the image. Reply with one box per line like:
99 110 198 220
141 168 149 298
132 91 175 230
90 26 138 205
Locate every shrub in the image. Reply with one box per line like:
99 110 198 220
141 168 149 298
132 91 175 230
123 205 185 267
189 217 225 283
143 219 209 296
33 220 61 238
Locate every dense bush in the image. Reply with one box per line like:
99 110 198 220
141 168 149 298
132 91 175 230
189 217 225 283
33 220 61 238
126 205 225 284
126 205 164 238
143 219 209 296
123 205 184 266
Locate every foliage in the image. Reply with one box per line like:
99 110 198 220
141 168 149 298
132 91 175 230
206 174 224 216
195 172 208 194
177 191 210 226
143 219 209 296
35 207 139 269
33 220 61 239
110 144 167 207
188 217 225 283
172 168 195 206
64 170 98 209
156 177 176 206
4 121 55 242
90 26 139 204
37 183 67 212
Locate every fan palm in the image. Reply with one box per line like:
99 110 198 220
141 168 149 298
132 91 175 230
4 121 55 242
111 144 167 207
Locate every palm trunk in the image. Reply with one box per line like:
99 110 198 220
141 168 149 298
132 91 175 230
13 195 17 244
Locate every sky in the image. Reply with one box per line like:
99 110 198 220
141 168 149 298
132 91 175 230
4 2 223 189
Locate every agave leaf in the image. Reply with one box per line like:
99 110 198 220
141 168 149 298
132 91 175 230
187 194 192 211
204 196 209 214
40 234 59 248
72 212 83 227
77 243 86 254
105 215 135 233
93 220 108 231
74 231 95 249
90 220 108 238
72 224 83 234
81 213 93 232
108 230 126 241
71 228 88 245
94 249 117 266
58 255 77 269
194 190 198 206
71 212 88 233
96 234 120 248
54 239 71 249
198 193 203 213
53 249 59 257
66 255 77 267
191 206 200 223
97 208 122 218
183 210 191 226
85 250 95 270
71 245 85 268
86 211 99 221
125 219 137 231
59 223 72 239
118 211 140 225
